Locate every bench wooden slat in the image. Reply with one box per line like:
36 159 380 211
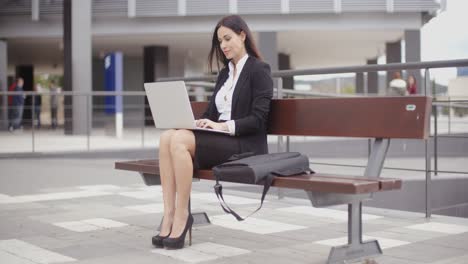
192 96 431 139
115 160 402 194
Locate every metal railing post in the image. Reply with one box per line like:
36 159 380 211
86 94 90 151
277 77 285 200
31 93 35 153
141 96 145 148
276 77 284 153
448 98 452 134
424 68 432 218
434 103 438 176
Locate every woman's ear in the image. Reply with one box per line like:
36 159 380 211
240 31 246 42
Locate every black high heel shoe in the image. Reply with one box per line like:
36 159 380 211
152 218 171 248
163 214 193 249
152 232 170 248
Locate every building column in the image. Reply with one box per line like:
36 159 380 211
405 29 421 94
367 58 378 94
355 72 364 94
386 40 402 87
143 46 168 125
0 41 7 130
169 48 185 78
63 0 92 135
278 53 293 90
258 32 279 89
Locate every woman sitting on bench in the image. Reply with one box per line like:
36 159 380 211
153 15 273 249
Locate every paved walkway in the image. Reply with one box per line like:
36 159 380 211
1 115 467 263
1 158 468 264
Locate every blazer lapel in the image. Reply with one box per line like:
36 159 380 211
231 57 253 115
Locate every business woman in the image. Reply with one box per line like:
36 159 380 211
153 15 273 249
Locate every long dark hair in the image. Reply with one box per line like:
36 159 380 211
208 15 262 73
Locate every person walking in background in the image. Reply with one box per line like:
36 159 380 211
388 71 408 96
33 83 42 128
8 77 25 132
407 75 417 95
50 82 61 129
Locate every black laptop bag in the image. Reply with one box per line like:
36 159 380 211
213 152 313 221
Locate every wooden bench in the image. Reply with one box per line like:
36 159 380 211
115 96 431 264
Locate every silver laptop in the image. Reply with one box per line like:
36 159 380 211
144 81 230 134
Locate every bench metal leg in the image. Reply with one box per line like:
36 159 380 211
327 202 382 264
189 198 211 226
140 173 161 186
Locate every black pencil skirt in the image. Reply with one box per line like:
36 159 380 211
193 130 241 169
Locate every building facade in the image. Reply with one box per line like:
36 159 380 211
0 0 441 133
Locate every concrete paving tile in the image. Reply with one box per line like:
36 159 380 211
0 202 48 211
77 185 123 192
368 227 447 243
259 246 328 264
56 194 152 207
124 203 164 214
290 241 334 255
191 192 261 205
431 214 468 226
54 221 102 232
65 251 176 264
406 222 468 234
79 227 153 251
112 214 161 229
362 207 427 221
0 239 76 263
29 204 144 224
52 232 98 247
0 217 68 240
152 247 217 263
430 254 468 264
0 250 37 264
107 233 155 251
266 224 346 244
371 255 426 264
0 190 112 204
88 225 150 242
82 218 128 228
194 225 304 251
0 204 64 219
384 241 467 263
118 190 162 201
314 235 410 250
21 235 77 250
363 217 428 229
192 203 229 214
202 250 309 264
210 214 307 234
54 241 134 260
152 242 250 263
422 232 468 250
277 206 383 222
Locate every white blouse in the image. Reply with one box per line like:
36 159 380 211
215 53 249 135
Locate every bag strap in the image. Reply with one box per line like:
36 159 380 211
213 174 275 221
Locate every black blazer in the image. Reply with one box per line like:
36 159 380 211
202 56 273 155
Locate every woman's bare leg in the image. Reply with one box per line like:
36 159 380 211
169 129 196 238
158 129 177 236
